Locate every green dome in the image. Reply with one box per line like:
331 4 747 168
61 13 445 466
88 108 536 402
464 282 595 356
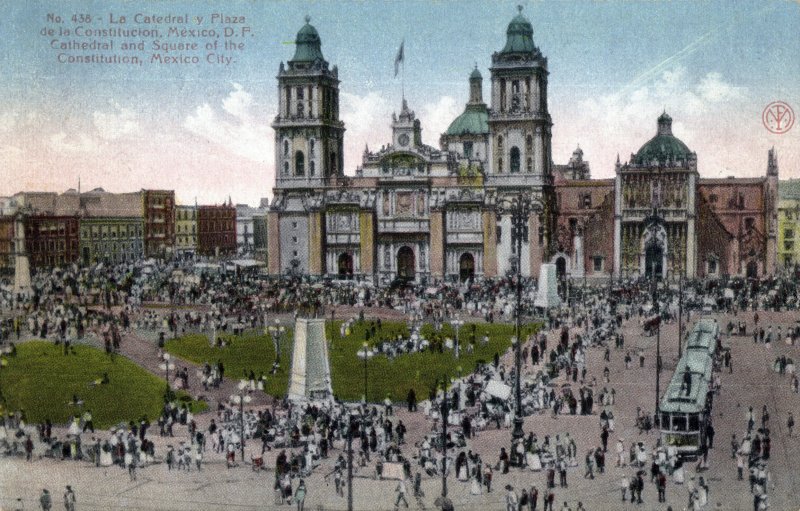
634 113 693 164
446 104 489 136
470 67 482 80
501 11 535 54
291 18 325 63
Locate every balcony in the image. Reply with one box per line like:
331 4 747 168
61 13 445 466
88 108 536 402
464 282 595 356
378 219 429 233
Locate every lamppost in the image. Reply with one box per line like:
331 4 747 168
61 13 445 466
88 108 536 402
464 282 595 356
440 378 449 499
450 317 464 359
230 379 252 464
644 206 664 419
268 319 286 363
358 342 374 403
678 271 684 358
496 193 542 444
159 353 175 390
347 414 356 511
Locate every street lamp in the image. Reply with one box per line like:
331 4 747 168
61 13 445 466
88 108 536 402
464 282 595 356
357 342 374 403
230 379 252 464
159 353 175 389
450 317 464 359
644 205 664 420
268 319 286 364
496 193 543 445
439 378 450 499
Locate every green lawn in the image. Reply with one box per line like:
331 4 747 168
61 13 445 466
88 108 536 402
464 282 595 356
326 320 540 402
163 321 540 403
165 329 292 398
0 342 204 428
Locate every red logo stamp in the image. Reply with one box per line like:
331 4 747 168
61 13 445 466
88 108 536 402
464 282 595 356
762 101 794 134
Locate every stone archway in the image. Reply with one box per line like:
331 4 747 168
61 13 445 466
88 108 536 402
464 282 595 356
338 252 354 278
397 246 415 280
459 252 475 282
645 243 664 280
555 256 567 280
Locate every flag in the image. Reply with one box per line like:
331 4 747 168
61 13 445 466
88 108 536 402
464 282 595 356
394 41 404 78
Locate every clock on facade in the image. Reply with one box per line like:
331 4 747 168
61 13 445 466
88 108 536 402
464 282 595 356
398 133 410 146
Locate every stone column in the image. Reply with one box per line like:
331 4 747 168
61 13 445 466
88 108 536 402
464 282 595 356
534 127 544 176
573 234 584 278
267 211 281 275
308 211 324 276
429 209 444 279
359 211 375 276
498 214 512 275
686 218 696 279
482 210 497 277
529 213 542 278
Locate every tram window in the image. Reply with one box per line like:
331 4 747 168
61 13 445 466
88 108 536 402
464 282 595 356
672 415 687 431
688 414 699 431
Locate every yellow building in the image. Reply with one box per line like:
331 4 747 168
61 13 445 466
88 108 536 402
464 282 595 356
778 179 800 269
175 205 197 255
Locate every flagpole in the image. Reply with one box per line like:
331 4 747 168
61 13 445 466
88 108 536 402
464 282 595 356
402 41 405 102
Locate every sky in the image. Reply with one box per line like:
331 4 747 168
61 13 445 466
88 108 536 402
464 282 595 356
2 0 799 206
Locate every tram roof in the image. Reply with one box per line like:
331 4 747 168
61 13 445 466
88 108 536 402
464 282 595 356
660 350 713 413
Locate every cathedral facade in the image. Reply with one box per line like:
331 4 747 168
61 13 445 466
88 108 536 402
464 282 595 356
267 12 778 284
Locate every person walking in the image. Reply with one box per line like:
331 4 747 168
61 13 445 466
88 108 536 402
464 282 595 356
504 485 519 511
63 486 76 511
788 412 795 437
39 489 52 510
293 479 307 511
394 477 409 508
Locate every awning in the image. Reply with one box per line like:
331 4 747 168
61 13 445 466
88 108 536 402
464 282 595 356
229 259 265 268
484 380 512 400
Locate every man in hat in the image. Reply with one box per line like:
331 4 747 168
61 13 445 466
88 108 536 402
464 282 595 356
63 486 76 511
39 489 52 510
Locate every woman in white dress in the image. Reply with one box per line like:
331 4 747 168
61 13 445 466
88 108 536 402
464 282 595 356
698 477 708 506
470 474 482 495
458 461 469 482
527 451 542 471
673 461 685 484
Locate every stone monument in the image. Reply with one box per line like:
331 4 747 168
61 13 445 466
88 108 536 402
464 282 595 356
534 263 561 309
287 318 334 402
12 214 32 299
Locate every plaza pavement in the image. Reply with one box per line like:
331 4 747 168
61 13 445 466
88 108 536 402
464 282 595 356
1 308 799 510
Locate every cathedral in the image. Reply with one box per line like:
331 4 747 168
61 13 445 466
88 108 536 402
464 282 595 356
267 11 778 284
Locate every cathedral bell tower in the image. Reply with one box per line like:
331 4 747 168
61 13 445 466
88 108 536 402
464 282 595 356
272 16 345 188
487 6 552 180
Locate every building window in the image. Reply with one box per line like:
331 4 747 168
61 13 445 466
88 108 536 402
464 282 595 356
463 141 473 159
292 236 298 243
707 259 718 275
526 157 532 173
785 240 794 251
785 229 794 239
593 256 604 273
497 135 503 152
569 218 578 233
510 147 520 173
709 194 718 207
295 151 305 176
496 225 502 244
526 135 533 152
292 221 298 229
497 157 503 174
283 140 289 156
296 87 305 118
310 160 316 176
309 139 315 157
582 194 592 209
744 217 755 231
293 250 298 257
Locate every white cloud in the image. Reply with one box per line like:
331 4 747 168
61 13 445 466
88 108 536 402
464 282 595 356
419 96 460 146
49 132 99 153
184 84 272 164
93 102 139 140
552 66 756 178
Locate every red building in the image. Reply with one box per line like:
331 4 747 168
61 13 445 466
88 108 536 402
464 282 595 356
197 204 237 257
0 217 14 272
142 190 175 257
24 215 79 269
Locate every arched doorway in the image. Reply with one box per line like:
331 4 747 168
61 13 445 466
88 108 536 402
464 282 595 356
338 253 353 278
555 256 567 279
397 246 415 280
746 260 758 279
459 253 475 282
645 243 664 280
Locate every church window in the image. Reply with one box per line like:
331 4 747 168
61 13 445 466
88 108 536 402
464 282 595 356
309 139 315 157
310 160 316 176
527 158 532 173
511 80 521 111
500 79 506 112
707 259 718 275
330 152 337 175
295 151 305 176
463 141 473 159
282 161 289 175
738 193 745 209
296 87 305 118
497 135 503 151
510 147 520 173
496 225 502 244
497 157 503 174
526 135 533 152
283 140 289 156
593 256 604 273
